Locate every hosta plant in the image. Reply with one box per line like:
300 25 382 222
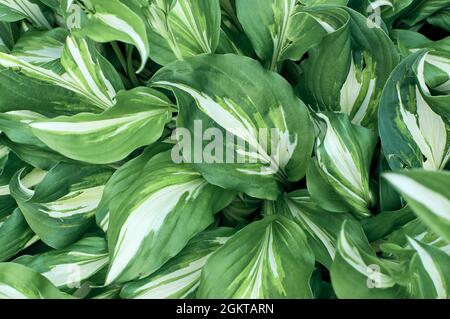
0 0 449 300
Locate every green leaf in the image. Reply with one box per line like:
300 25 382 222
0 35 123 110
11 28 66 67
407 238 450 299
10 163 113 249
14 235 109 289
121 228 235 299
0 0 52 29
299 6 399 128
96 143 172 232
29 87 172 164
384 170 450 243
153 54 314 200
380 50 449 171
145 0 221 65
79 0 149 72
197 215 315 298
331 220 407 299
0 208 38 262
307 113 377 217
106 151 236 284
274 190 353 269
0 262 73 299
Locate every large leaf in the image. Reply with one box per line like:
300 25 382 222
274 190 353 269
307 113 377 217
331 220 407 299
197 215 315 298
384 170 450 243
121 228 235 299
407 238 450 299
145 0 221 65
0 35 123 110
299 6 399 128
96 143 172 232
10 163 113 249
11 28 66 67
29 87 172 164
0 208 38 262
106 151 235 284
379 50 450 170
79 0 149 72
152 54 314 200
14 235 109 289
0 263 73 299
236 0 348 70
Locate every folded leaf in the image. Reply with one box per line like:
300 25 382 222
121 228 235 299
331 220 407 298
0 263 73 299
79 0 149 72
299 6 399 128
10 163 113 249
197 215 315 298
307 113 377 217
275 190 354 269
0 208 38 262
14 235 109 289
106 151 235 284
145 0 221 65
380 50 449 170
236 0 347 70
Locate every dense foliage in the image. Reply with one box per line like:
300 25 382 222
0 0 449 299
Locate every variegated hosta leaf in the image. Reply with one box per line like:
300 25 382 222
10 163 113 249
393 29 450 94
0 150 27 218
307 113 377 217
79 0 149 72
11 28 66 68
380 218 450 257
145 0 221 65
407 238 450 299
197 215 315 298
274 190 353 269
217 0 255 57
0 208 38 262
14 236 109 289
106 151 236 284
399 0 450 28
121 228 235 299
0 0 52 29
221 193 260 226
152 54 314 200
0 21 17 52
380 50 450 171
0 35 123 110
331 220 407 298
96 143 172 232
236 0 348 70
29 87 172 164
0 263 73 299
384 170 450 243
299 6 399 128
